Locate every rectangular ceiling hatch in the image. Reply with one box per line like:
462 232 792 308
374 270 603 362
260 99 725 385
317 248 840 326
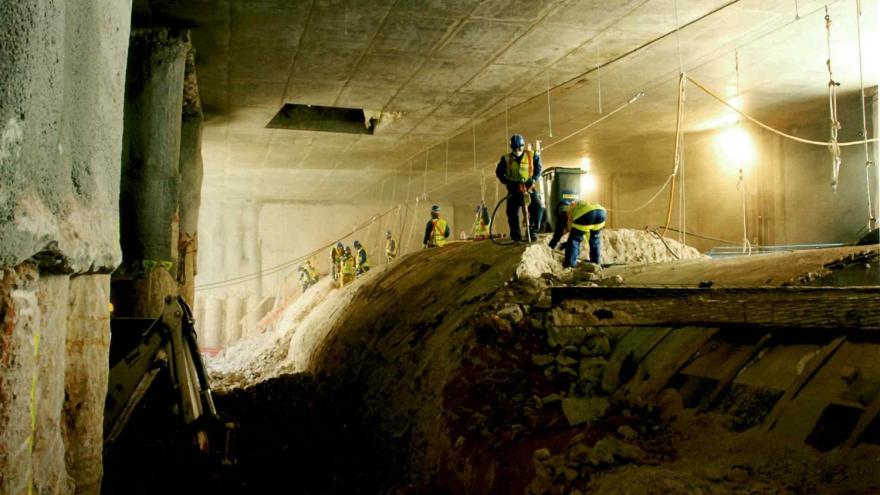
266 103 376 135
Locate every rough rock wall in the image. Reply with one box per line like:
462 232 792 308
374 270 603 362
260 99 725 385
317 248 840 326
0 0 128 272
0 0 131 493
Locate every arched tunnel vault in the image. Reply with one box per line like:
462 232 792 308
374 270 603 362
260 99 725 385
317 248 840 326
209 241 880 494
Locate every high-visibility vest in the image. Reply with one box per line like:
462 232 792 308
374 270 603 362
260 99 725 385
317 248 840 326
506 150 534 183
330 246 343 263
385 238 397 258
356 247 370 270
567 201 606 232
341 255 356 275
429 219 448 247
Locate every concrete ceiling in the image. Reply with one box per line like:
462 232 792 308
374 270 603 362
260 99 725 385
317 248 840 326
150 0 878 205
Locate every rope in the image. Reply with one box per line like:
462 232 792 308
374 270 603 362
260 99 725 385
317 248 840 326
597 42 603 114
661 74 687 237
855 0 876 229
685 75 878 147
647 226 738 245
505 96 509 143
647 228 680 260
445 139 449 185
472 124 477 172
542 92 645 151
673 0 684 74
606 174 675 213
546 73 553 138
735 49 749 252
825 6 843 191
422 151 429 198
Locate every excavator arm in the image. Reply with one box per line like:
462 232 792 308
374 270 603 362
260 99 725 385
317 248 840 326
104 295 236 466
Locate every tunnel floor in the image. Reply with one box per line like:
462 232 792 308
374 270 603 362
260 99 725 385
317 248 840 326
108 240 880 494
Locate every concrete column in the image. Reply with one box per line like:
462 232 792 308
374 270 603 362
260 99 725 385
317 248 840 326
178 47 204 307
115 27 188 318
202 297 224 352
223 297 243 347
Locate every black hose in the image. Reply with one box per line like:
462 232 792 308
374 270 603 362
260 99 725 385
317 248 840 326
489 194 518 246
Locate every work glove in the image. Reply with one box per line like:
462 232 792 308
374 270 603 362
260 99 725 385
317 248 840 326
518 183 527 194
548 240 557 250
524 179 534 189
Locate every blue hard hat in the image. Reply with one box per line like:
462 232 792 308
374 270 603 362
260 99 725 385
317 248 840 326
431 205 441 213
510 134 525 149
353 240 361 246
336 241 343 248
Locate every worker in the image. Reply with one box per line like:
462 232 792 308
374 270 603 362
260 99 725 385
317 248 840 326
548 192 606 268
297 262 317 292
472 204 490 240
423 205 450 248
353 240 370 276
384 230 398 262
329 241 344 281
341 246 357 286
495 134 544 242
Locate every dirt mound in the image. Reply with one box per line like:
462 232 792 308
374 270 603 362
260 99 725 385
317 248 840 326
601 228 703 264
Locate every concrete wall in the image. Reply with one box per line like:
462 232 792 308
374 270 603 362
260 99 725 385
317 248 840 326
598 91 878 252
194 199 457 349
0 1 131 493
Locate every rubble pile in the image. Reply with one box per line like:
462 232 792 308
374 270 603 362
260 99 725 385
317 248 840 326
206 276 338 390
205 241 880 494
600 229 703 264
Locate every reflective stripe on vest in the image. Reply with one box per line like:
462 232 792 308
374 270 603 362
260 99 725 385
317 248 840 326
506 150 534 183
430 219 448 247
567 201 605 232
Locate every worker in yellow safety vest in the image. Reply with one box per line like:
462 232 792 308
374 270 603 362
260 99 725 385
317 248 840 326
547 191 606 268
341 246 357 286
298 262 318 292
384 230 397 262
353 240 370 276
423 205 450 248
495 134 544 242
329 242 344 281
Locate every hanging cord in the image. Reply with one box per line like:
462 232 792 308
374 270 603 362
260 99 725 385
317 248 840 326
472 124 477 172
855 0 876 229
422 151 429 199
546 73 554 138
825 6 843 192
660 74 687 237
407 197 421 250
505 96 510 142
444 139 449 185
647 226 738 245
646 227 680 260
596 42 604 114
605 174 675 213
734 49 751 254
795 0 800 20
685 75 878 147
673 0 684 74
542 92 645 151
489 194 518 246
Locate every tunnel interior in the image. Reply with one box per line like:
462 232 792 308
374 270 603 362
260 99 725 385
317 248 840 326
1 0 879 494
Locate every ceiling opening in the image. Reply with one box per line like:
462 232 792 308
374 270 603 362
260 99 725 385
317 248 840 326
266 103 376 135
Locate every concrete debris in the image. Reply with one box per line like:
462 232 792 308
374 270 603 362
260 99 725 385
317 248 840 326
561 396 609 426
601 229 703 264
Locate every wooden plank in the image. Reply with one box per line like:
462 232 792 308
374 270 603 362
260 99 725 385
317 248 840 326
763 335 847 433
846 396 880 447
550 287 880 330
697 333 774 413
